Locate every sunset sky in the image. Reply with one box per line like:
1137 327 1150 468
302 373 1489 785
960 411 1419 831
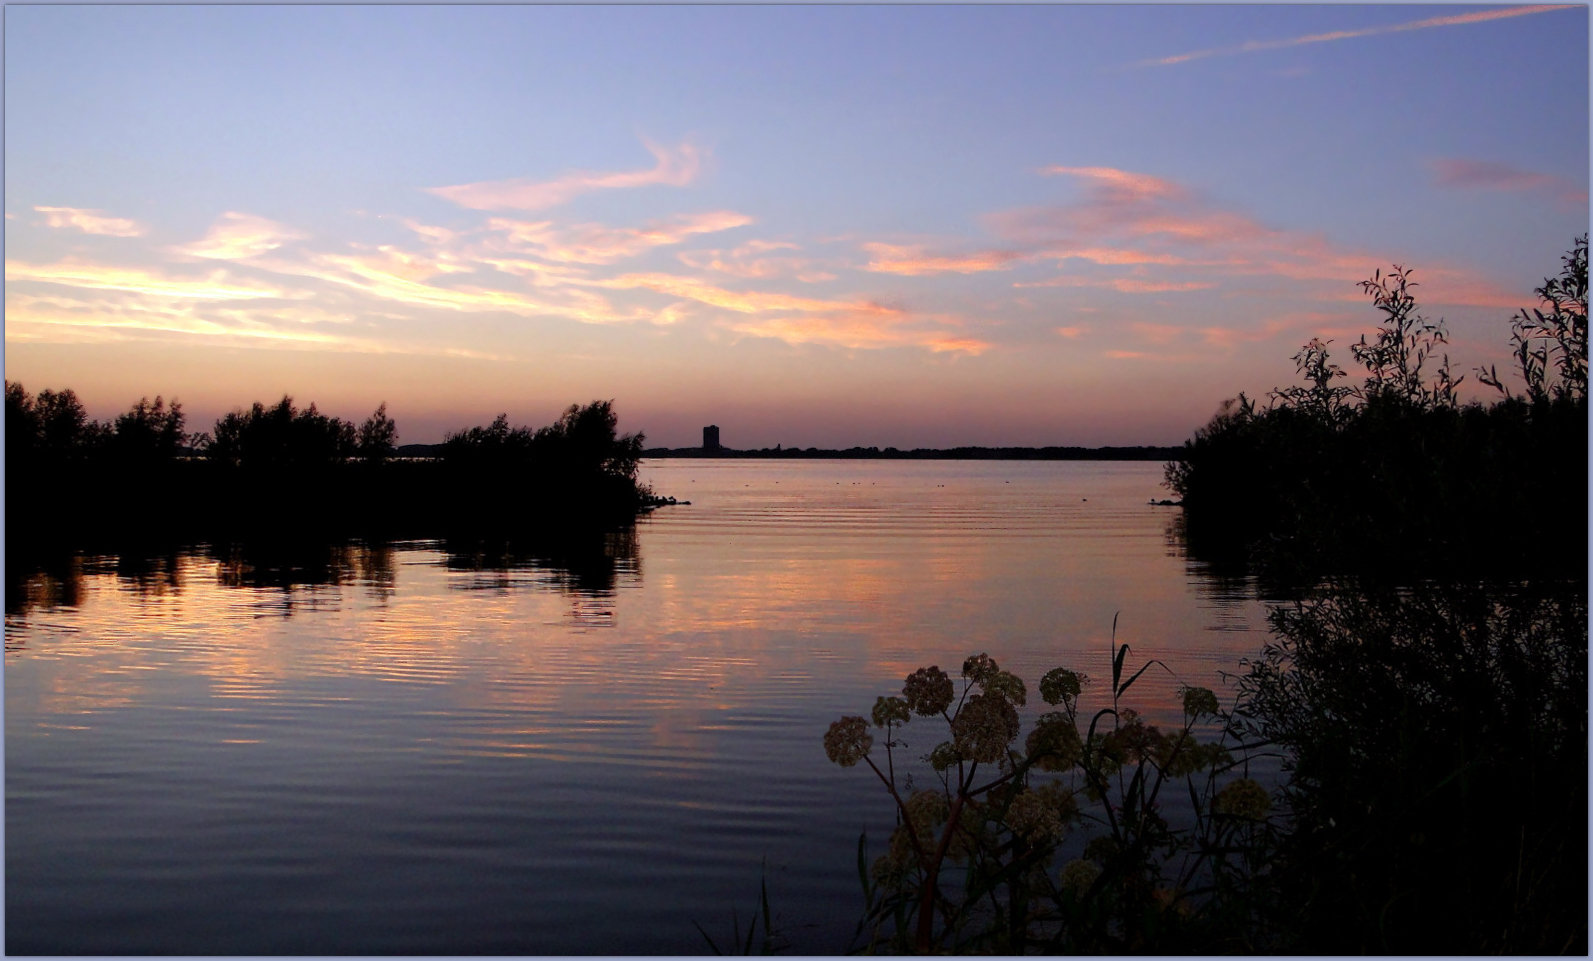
5 4 1587 448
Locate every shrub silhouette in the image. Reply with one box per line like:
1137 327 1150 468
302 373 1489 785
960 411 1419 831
1166 236 1588 584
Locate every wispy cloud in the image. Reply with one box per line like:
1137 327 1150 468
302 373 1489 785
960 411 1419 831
278 250 647 325
485 210 751 264
991 164 1534 311
862 242 1022 276
1039 166 1184 203
34 206 146 237
427 139 704 212
1139 4 1572 67
6 260 291 300
678 240 834 282
1429 157 1587 207
726 311 990 355
1015 274 1215 294
176 212 304 260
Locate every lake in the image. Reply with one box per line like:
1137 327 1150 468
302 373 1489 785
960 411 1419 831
5 459 1273 954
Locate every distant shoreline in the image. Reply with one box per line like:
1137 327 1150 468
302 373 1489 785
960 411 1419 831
636 445 1183 461
387 443 1184 461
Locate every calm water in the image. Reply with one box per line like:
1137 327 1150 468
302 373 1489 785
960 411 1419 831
6 459 1271 954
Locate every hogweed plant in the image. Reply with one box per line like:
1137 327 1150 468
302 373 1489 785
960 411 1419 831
825 618 1279 953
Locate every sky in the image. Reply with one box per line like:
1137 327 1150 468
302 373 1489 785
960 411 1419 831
5 4 1587 448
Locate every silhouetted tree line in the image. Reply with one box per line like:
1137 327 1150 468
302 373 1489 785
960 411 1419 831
5 389 649 553
1166 236 1587 585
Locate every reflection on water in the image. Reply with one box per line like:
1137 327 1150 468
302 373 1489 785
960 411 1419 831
6 460 1273 955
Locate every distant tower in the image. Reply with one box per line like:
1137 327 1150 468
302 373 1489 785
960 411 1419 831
703 425 721 451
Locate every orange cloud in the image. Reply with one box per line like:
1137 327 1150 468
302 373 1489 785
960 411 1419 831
677 240 830 281
427 139 704 211
176 212 304 260
33 206 146 237
861 242 1022 276
1140 4 1572 67
726 311 989 355
486 210 752 264
6 260 290 300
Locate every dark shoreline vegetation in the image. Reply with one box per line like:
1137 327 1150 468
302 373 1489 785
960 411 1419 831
826 238 1588 954
4 391 651 551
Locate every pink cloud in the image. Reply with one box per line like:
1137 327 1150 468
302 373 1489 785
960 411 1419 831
427 139 704 212
861 242 1023 276
1039 166 1184 203
1429 158 1587 207
678 240 831 281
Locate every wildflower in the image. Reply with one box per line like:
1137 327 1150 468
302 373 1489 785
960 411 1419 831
1213 778 1271 821
1005 788 1065 844
1025 712 1083 771
1059 859 1101 898
871 695 911 728
902 665 954 716
951 693 1020 763
927 740 961 772
1181 685 1220 718
982 670 1027 706
1102 709 1166 765
961 652 1000 684
1039 667 1085 706
823 716 873 767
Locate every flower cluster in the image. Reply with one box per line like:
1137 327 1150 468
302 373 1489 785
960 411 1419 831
1213 778 1271 821
902 665 954 716
823 715 873 767
1181 685 1220 718
951 692 1021 763
871 695 910 728
1005 783 1075 844
1025 711 1083 771
1039 667 1086 707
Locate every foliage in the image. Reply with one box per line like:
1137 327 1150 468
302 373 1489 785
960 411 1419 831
440 400 643 482
1165 237 1588 584
1480 234 1588 405
827 626 1277 954
1232 581 1587 953
109 396 187 462
356 402 399 465
206 395 361 471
